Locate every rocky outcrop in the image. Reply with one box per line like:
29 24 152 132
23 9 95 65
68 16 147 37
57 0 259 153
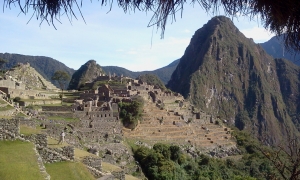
68 60 105 90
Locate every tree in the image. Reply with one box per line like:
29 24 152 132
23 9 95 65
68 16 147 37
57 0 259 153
258 135 300 180
3 0 300 52
0 58 7 73
51 70 70 104
118 99 144 129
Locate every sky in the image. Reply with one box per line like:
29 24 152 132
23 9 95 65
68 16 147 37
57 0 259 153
0 1 275 71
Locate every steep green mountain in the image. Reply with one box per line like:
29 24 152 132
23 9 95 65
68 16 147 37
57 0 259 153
0 53 75 88
68 60 106 90
260 35 300 66
168 16 300 145
137 74 167 90
102 59 179 84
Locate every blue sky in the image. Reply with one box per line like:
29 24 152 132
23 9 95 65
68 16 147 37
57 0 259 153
0 2 274 71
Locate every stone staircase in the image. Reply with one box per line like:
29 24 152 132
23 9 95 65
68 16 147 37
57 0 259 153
124 102 236 149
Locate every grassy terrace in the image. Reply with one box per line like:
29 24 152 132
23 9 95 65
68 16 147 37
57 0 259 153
48 116 79 122
20 125 43 135
0 99 7 104
45 162 95 180
0 105 14 111
0 140 44 180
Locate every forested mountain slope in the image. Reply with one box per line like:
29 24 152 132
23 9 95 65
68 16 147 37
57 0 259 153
168 16 300 145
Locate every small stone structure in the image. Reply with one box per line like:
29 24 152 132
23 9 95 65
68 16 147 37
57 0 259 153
82 156 102 171
0 118 20 140
0 119 75 164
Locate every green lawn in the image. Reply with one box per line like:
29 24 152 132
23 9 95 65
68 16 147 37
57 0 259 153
0 105 14 111
20 125 43 135
49 116 79 122
45 161 95 180
0 140 44 180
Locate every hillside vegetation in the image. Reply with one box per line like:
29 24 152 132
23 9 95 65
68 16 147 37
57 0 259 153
0 53 75 89
68 60 106 90
168 16 300 145
102 59 179 84
0 140 45 180
137 74 167 90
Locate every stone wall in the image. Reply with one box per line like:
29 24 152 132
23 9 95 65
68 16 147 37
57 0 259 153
45 124 80 147
20 118 36 128
82 156 103 178
0 119 75 166
37 145 75 163
111 170 125 180
22 133 75 163
0 119 19 140
42 106 73 112
0 87 52 99
82 156 102 171
0 79 17 89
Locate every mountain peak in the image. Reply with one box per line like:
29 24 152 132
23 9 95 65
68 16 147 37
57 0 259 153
68 60 105 90
168 16 300 145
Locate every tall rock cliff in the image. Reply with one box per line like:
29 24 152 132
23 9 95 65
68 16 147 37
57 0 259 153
168 16 300 145
68 60 105 90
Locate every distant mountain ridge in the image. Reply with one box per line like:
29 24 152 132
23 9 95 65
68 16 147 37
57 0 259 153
102 59 180 84
260 35 300 66
168 16 300 145
0 53 75 88
0 52 179 87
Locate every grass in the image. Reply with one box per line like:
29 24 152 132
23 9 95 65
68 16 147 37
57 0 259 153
14 112 28 117
74 148 98 160
47 138 69 148
45 161 95 180
0 105 14 111
125 174 141 180
49 116 79 122
102 162 122 172
42 103 73 106
0 115 13 119
20 125 43 135
0 140 44 180
0 99 7 104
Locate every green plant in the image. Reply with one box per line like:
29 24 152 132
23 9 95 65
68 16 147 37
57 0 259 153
118 98 144 129
13 97 21 102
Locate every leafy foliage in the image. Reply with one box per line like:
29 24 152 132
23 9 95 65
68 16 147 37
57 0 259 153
4 0 300 51
118 97 144 129
137 74 166 90
133 131 290 180
52 70 70 104
51 70 70 90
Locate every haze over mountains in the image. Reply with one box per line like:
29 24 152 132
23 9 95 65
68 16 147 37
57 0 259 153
1 16 300 146
260 35 300 66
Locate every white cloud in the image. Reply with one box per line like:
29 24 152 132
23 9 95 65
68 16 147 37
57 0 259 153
183 29 191 33
240 27 275 43
127 50 138 55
